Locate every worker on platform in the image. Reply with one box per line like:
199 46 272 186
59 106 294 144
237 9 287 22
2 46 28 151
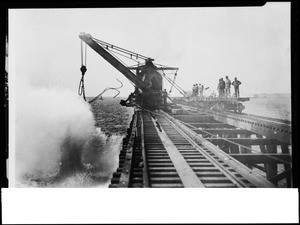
195 83 199 98
217 79 222 97
162 89 168 107
199 84 204 98
196 83 200 98
192 84 196 96
225 76 231 97
217 78 225 97
232 77 242 97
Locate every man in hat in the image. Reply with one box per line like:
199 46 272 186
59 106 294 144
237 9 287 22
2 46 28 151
217 78 225 97
232 77 242 97
225 76 231 97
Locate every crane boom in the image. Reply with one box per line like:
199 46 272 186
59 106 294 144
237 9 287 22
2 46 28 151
79 32 149 91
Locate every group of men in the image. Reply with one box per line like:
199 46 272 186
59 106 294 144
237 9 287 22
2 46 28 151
217 76 242 97
192 83 205 98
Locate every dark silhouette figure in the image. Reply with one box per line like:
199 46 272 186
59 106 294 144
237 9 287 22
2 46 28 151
232 77 242 97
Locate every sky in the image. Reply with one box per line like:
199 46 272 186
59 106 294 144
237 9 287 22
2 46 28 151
9 3 291 97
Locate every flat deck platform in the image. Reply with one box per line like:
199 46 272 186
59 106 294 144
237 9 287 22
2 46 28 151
174 96 250 102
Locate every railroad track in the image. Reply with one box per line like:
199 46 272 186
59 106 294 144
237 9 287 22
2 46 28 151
177 103 291 145
109 109 276 188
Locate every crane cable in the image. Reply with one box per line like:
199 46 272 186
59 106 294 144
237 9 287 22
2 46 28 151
88 78 123 104
78 40 87 101
106 46 138 88
169 69 178 94
160 69 186 95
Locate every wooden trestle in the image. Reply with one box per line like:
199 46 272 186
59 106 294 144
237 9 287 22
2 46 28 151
109 104 292 188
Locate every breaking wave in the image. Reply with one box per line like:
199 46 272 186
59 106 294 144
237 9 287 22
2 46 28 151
15 79 133 187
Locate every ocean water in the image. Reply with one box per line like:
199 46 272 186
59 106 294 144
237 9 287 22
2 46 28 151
243 96 291 121
16 97 134 188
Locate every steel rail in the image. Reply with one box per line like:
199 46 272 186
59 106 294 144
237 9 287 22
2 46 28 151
160 110 275 187
159 112 254 187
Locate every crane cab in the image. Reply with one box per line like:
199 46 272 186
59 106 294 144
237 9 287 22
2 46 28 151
134 58 163 109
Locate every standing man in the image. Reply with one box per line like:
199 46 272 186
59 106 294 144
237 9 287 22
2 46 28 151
162 89 168 107
200 84 204 98
217 79 222 97
195 83 199 98
232 77 242 97
221 78 225 97
225 76 231 97
192 84 196 96
217 78 225 97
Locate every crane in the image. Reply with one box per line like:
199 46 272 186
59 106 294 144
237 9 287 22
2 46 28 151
79 32 180 109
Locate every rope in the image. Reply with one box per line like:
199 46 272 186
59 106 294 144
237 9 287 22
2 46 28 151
93 37 150 61
106 48 137 88
88 78 123 104
78 40 87 101
105 47 140 63
160 69 186 95
85 43 87 66
78 74 86 99
169 69 178 94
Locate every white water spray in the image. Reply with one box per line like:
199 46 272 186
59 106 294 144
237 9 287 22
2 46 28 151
15 79 95 182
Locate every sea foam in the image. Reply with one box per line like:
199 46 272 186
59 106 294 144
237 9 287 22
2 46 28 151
15 81 95 182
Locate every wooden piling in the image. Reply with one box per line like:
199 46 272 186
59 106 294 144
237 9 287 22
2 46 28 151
265 145 278 185
229 133 240 154
240 133 252 169
281 144 291 187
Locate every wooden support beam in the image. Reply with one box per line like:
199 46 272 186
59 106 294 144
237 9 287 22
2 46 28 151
220 132 230 153
229 153 291 164
192 128 254 136
237 97 250 101
212 111 291 144
240 133 252 168
281 145 292 187
269 168 292 184
229 134 240 154
219 132 238 154
172 115 215 123
252 164 266 172
256 133 268 177
205 138 285 146
188 123 234 129
265 145 278 185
